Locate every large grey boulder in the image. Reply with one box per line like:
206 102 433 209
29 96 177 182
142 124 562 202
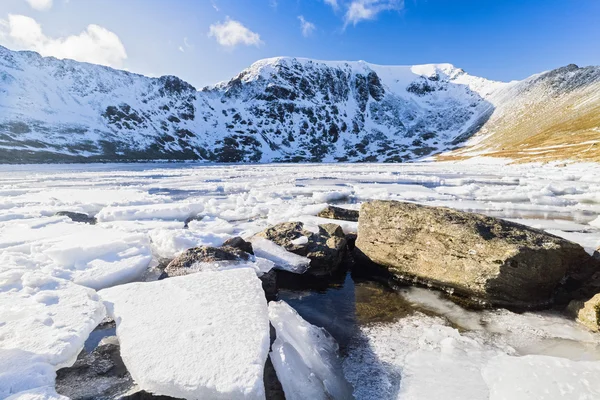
355 200 598 308
255 222 347 276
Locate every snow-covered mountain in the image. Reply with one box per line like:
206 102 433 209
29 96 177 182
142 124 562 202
443 64 600 163
1 45 597 163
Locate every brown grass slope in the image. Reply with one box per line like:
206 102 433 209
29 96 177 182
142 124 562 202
440 64 600 163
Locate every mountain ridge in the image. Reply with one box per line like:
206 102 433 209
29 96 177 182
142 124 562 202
0 45 598 163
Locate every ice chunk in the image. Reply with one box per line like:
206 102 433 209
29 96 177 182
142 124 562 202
250 237 311 274
268 301 353 400
42 228 152 290
182 257 275 277
96 202 204 222
99 269 269 400
0 220 152 290
0 350 55 399
0 271 106 369
291 236 309 246
483 354 600 400
5 386 69 400
149 228 230 259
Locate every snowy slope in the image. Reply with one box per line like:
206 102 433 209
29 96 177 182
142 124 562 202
0 46 506 163
442 64 600 163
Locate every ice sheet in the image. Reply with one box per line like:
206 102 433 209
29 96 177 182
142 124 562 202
99 269 269 399
0 271 106 369
250 237 311 274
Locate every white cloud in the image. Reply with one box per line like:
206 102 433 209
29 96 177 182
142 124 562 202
208 17 263 48
25 0 53 11
178 37 192 53
298 16 316 37
345 0 403 26
324 0 339 9
0 14 127 68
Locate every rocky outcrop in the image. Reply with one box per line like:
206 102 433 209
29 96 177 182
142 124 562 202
223 236 254 255
355 200 598 308
567 294 600 331
256 222 347 276
55 211 97 225
56 336 133 399
161 245 251 278
317 206 359 222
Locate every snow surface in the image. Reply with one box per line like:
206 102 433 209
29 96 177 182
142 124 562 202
269 301 354 400
99 269 270 399
0 271 106 369
1 160 600 399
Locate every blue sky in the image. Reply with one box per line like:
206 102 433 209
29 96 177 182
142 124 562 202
0 0 599 88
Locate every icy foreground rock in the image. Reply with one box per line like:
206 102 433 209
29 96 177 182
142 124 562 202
99 268 270 399
268 301 354 400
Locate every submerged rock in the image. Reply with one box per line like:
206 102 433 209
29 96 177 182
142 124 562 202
54 211 97 225
355 200 598 308
161 245 251 278
567 293 600 331
256 222 347 276
317 206 360 222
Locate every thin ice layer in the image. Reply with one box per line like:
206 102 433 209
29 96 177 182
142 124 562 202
96 202 204 222
250 237 311 274
0 271 106 369
483 354 600 400
268 301 354 400
99 269 270 400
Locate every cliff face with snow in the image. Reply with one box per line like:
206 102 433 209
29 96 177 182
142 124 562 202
1 45 598 163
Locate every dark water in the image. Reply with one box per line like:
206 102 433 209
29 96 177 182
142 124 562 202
277 266 416 352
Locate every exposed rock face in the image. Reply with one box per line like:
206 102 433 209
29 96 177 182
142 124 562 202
161 246 251 278
355 200 598 307
256 222 347 275
567 294 600 331
317 206 360 222
55 211 97 225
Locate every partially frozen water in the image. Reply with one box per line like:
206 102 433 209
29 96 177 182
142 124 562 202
1 160 600 399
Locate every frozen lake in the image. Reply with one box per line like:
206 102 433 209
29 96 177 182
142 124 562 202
2 160 600 399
